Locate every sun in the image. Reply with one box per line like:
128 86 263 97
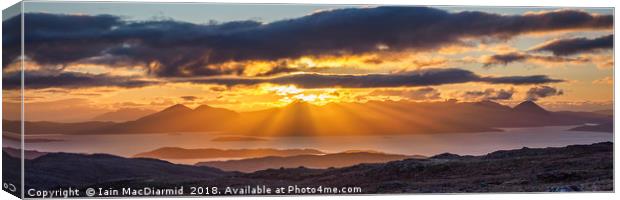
264 84 341 105
267 85 303 96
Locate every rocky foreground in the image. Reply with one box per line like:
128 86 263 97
207 142 613 193
4 142 613 196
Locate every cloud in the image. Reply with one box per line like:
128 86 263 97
462 88 514 101
3 13 124 68
1 71 157 89
369 87 441 100
2 12 22 70
254 65 300 77
187 68 563 88
526 85 564 101
180 96 199 101
532 34 613 56
411 58 449 68
482 52 589 67
3 7 612 77
477 75 564 85
481 35 613 68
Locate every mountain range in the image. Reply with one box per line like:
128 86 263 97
4 100 612 136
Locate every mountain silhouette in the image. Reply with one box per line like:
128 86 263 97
94 104 239 134
513 100 549 114
8 100 612 135
593 109 613 116
162 104 193 112
91 108 156 122
134 147 325 160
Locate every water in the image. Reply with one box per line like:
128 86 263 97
18 125 613 164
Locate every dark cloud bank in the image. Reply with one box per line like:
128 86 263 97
483 34 612 67
1 71 156 89
482 52 590 67
187 68 563 88
2 68 563 89
3 7 612 77
533 34 613 56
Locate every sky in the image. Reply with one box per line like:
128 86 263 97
2 2 614 122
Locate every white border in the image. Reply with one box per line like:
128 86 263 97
0 1 617 200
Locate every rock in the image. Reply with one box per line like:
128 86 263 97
377 181 409 191
537 172 584 183
548 185 582 192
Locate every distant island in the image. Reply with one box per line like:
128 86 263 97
211 136 268 142
3 100 612 136
196 152 425 172
570 122 613 133
133 147 325 160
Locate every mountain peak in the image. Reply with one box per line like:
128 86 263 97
162 104 192 112
473 100 511 110
513 101 548 114
194 104 213 111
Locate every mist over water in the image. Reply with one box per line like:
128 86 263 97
19 125 612 164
